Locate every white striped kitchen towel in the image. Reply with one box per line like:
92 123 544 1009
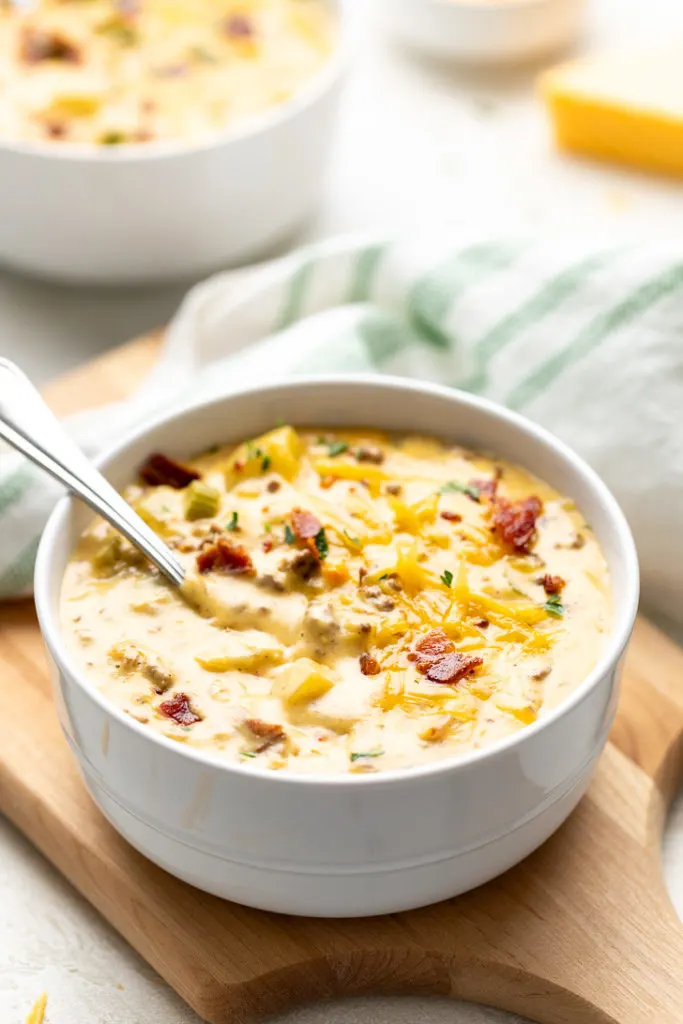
1 232 681 623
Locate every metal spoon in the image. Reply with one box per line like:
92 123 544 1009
0 358 185 587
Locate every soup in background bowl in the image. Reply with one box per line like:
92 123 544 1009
0 0 344 282
0 0 336 146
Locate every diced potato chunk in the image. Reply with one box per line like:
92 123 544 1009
196 630 283 672
134 489 178 537
272 657 338 705
225 426 303 487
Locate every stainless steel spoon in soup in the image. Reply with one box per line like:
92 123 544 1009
0 358 185 586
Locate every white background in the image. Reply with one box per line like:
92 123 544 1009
1 0 682 1021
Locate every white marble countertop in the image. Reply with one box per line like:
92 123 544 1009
1 1 682 1021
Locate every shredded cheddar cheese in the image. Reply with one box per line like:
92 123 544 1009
60 427 612 774
25 993 47 1024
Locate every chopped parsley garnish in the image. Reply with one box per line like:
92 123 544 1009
240 750 258 759
544 595 564 618
344 529 360 546
327 440 349 457
227 511 239 531
378 573 389 581
440 569 454 588
284 524 296 545
261 455 271 472
99 130 127 146
246 441 263 461
350 749 384 762
314 527 329 560
160 505 171 514
439 480 480 502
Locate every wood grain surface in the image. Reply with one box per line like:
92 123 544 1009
0 335 681 1024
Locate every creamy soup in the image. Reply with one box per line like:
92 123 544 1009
60 427 612 775
0 0 335 145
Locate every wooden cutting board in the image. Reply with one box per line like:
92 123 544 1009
1 335 682 1024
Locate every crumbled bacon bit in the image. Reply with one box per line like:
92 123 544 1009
355 446 385 465
159 692 201 726
21 27 81 63
475 618 489 629
196 538 255 575
320 475 337 490
290 508 322 541
44 120 67 139
491 495 543 554
424 652 483 685
244 718 285 752
262 538 274 553
359 653 381 676
138 453 200 489
470 476 499 500
408 628 483 686
538 574 565 595
408 628 453 669
266 479 281 493
223 13 255 38
440 510 462 523
385 483 402 496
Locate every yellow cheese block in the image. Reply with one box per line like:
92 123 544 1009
540 48 683 179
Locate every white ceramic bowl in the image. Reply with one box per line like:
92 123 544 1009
374 0 585 65
35 376 638 917
0 1 344 285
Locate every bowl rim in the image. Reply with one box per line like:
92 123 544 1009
0 0 346 163
35 373 640 789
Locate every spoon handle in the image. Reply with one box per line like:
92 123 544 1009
0 359 185 587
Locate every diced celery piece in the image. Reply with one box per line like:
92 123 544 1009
184 480 220 521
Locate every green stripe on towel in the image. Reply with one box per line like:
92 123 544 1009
507 261 683 410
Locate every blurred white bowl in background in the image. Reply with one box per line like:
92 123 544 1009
0 0 345 285
373 0 585 65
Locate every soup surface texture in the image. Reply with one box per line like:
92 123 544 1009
0 0 334 145
61 427 612 775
